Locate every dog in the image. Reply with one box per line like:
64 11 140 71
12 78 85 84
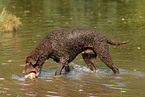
23 28 130 77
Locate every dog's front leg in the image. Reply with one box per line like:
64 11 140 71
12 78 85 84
55 57 69 75
55 64 65 75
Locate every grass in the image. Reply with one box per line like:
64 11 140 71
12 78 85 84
0 8 22 33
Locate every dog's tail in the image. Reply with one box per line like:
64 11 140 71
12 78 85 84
106 38 130 45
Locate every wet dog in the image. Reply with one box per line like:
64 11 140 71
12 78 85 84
23 28 130 77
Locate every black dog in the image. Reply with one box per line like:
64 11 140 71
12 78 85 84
23 28 129 76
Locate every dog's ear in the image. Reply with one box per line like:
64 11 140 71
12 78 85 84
30 58 37 65
26 55 37 65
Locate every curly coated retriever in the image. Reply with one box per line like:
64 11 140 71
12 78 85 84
23 28 130 76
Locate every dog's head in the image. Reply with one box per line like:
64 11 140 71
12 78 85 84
22 55 42 77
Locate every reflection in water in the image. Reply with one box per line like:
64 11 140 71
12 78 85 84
102 82 129 91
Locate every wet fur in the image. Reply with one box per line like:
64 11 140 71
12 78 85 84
23 28 130 76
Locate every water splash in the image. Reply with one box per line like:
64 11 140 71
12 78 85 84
12 63 145 83
11 75 25 81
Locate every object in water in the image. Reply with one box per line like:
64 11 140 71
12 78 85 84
137 47 141 49
25 72 36 79
79 89 83 92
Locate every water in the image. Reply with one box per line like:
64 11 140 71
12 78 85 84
0 0 145 97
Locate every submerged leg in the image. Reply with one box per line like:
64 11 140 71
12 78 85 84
65 64 71 73
82 50 97 71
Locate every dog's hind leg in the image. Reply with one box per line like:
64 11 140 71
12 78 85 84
94 43 119 74
82 50 97 71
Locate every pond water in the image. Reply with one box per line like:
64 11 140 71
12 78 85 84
0 0 145 97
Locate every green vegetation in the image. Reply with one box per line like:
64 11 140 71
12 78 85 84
0 8 22 33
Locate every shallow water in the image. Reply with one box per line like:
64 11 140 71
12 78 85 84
0 0 145 97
